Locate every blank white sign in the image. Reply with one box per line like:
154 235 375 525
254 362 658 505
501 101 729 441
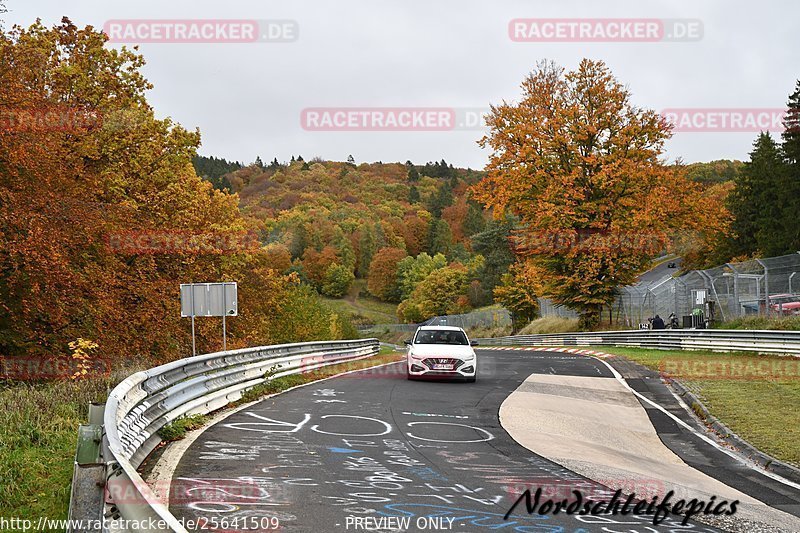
180 282 238 317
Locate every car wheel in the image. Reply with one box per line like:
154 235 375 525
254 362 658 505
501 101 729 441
465 375 476 383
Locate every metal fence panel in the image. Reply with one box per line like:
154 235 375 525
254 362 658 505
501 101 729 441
537 253 800 324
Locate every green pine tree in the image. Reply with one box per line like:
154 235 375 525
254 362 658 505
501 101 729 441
728 132 791 256
427 183 453 218
780 80 800 250
471 216 517 294
357 226 376 278
427 218 453 257
462 201 485 236
783 80 800 165
408 185 420 204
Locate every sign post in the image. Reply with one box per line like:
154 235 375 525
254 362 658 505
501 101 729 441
222 283 227 351
180 282 238 355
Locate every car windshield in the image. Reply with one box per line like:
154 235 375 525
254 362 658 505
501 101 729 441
414 330 469 345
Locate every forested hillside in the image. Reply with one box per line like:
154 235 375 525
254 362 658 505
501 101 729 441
684 159 744 184
192 156 523 321
189 150 765 325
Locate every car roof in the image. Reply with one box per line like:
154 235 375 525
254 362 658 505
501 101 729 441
416 326 465 332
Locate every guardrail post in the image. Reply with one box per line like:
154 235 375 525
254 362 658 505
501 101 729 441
756 259 771 317
67 403 106 532
88 402 105 426
726 263 741 318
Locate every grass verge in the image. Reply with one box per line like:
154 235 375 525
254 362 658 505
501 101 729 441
467 325 513 339
519 316 581 334
717 315 800 331
321 280 398 326
0 364 146 521
158 414 210 442
591 346 800 465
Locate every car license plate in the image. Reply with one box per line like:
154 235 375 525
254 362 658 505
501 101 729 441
432 364 453 370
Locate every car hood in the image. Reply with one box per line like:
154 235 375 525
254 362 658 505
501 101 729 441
410 344 475 358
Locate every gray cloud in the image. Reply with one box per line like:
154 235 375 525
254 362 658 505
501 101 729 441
4 0 798 168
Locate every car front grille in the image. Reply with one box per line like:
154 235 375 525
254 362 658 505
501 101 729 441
422 358 465 370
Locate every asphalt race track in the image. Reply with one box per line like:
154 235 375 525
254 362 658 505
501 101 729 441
169 350 739 532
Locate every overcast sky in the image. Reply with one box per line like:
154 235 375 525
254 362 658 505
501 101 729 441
5 1 798 169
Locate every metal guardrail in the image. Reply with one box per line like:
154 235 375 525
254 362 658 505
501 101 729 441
475 329 800 355
69 338 379 533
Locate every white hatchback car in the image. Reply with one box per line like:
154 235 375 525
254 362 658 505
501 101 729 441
405 326 478 382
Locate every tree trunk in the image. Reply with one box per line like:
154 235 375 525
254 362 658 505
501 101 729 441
579 307 601 331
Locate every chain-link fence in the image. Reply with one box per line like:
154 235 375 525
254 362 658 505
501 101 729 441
591 252 800 327
538 298 578 318
696 254 800 320
425 308 512 330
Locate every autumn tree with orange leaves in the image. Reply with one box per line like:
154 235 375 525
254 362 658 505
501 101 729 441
493 261 540 332
0 19 354 368
472 59 728 329
367 247 408 302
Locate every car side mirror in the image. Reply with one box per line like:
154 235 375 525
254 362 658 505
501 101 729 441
470 340 478 346
403 339 412 346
